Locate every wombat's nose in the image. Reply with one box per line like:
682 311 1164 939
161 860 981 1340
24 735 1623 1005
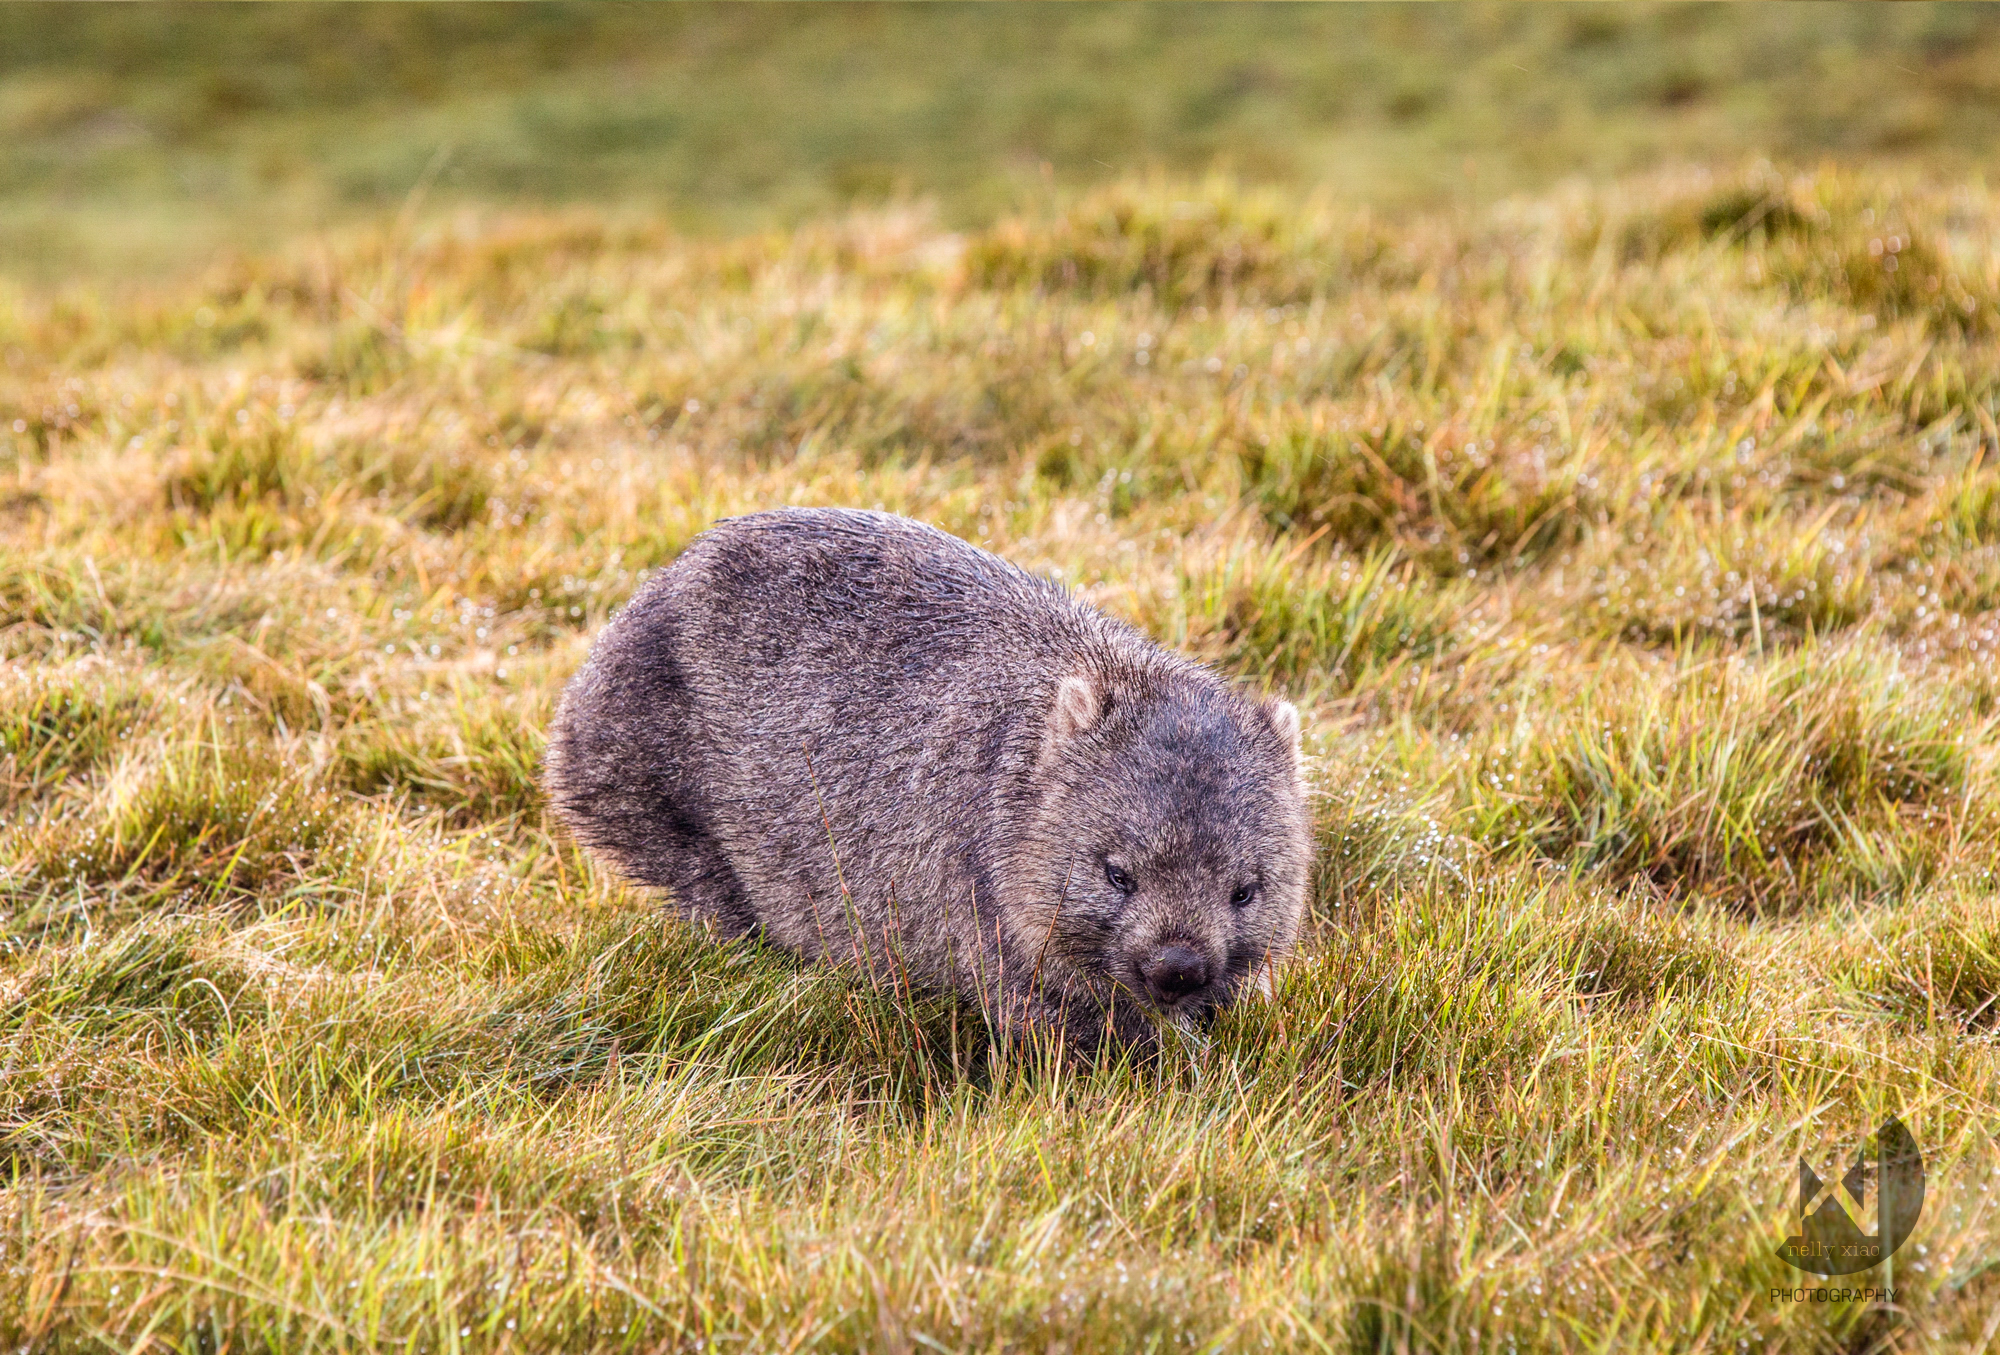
1142 946 1210 1004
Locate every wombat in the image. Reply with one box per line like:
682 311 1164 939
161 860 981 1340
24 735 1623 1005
545 508 1310 1052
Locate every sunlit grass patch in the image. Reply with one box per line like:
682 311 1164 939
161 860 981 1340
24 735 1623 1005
1829 884 2000 1030
1561 892 1746 1005
338 682 547 825
483 912 989 1112
338 438 498 533
22 733 350 903
1613 179 1824 261
1245 900 1567 1096
1163 538 1467 697
1307 739 1476 918
0 663 160 807
158 397 503 558
1606 169 2000 337
1239 412 1601 570
1926 463 2000 549
0 550 321 662
0 915 258 1053
1568 505 1876 645
160 409 310 516
965 178 1399 311
1481 645 1984 907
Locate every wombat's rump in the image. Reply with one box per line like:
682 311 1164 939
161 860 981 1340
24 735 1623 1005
546 508 1310 1050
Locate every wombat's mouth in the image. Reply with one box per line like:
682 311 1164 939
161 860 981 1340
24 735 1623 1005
1139 989 1227 1033
1113 954 1226 1021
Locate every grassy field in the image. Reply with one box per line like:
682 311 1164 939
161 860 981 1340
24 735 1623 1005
6 3 2000 276
6 153 2000 1349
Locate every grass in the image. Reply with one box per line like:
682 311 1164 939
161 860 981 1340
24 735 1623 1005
6 4 2000 276
4 159 2000 1350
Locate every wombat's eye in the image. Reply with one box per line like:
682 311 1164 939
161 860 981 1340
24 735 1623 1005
1230 883 1257 908
1104 862 1136 894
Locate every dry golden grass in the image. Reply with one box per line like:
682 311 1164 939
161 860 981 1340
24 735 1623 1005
3 164 2000 1351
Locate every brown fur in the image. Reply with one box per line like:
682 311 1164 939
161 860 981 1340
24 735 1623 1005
546 508 1311 1051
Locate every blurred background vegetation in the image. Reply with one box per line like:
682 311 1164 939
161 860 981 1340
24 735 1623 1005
4 0 1999 279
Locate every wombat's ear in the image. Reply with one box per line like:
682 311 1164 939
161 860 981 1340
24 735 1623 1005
1267 698 1302 765
1045 673 1105 753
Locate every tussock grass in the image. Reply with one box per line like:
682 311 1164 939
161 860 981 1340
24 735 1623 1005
30 736 340 882
1153 537 1468 699
338 683 549 825
5 164 2000 1351
0 664 161 806
1475 645 1987 908
967 180 1401 311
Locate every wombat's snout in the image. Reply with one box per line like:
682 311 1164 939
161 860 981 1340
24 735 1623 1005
1140 945 1211 1005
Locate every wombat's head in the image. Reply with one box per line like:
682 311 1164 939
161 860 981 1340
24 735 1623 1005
1016 665 1311 1027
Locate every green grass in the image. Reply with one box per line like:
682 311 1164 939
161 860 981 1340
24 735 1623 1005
6 157 2000 1351
5 3 2000 276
